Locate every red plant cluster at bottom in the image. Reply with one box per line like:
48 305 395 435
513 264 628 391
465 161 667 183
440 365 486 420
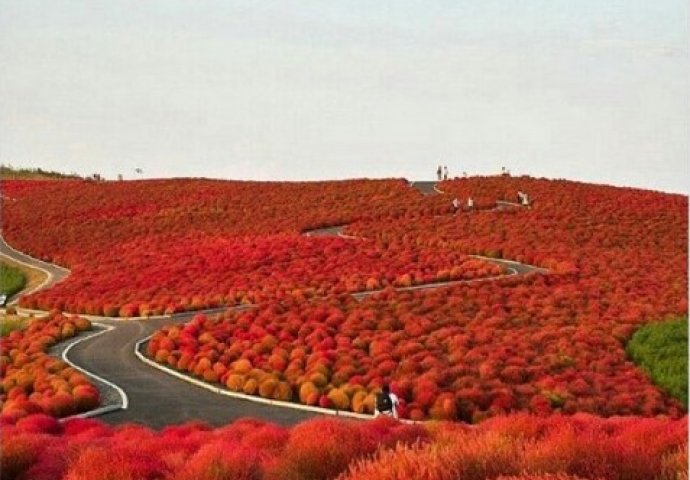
0 413 685 480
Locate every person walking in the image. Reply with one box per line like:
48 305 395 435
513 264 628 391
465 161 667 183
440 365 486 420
443 166 449 181
375 384 400 418
467 197 474 210
452 198 460 215
436 165 442 181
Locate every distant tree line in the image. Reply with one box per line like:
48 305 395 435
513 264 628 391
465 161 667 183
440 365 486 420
0 164 83 180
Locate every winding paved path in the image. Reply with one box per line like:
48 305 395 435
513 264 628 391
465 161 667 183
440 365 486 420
0 235 69 305
69 317 318 428
0 183 545 428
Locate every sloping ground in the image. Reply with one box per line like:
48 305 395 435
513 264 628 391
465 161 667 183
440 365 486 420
0 176 686 425
0 180 549 427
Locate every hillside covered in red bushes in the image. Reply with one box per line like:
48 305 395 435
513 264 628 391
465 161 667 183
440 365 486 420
1 176 687 421
0 175 687 478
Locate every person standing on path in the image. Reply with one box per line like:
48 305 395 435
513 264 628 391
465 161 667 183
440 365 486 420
443 166 449 180
452 198 460 215
375 384 400 419
437 165 442 181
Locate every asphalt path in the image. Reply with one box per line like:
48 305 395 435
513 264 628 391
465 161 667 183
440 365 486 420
303 225 347 237
410 181 439 196
69 316 318 428
0 185 546 428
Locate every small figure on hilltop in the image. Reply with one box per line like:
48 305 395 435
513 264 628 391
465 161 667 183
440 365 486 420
443 166 449 181
436 165 442 181
462 171 468 178
375 384 399 419
451 197 460 215
501 166 510 177
467 197 474 211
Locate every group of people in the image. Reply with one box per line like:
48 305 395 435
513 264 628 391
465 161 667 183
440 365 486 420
438 166 514 182
451 197 474 214
449 189 530 215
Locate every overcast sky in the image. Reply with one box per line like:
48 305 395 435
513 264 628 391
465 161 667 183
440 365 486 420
1 1 688 193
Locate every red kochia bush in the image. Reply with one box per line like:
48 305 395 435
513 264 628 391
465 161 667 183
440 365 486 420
495 476 598 480
172 441 262 480
267 417 378 480
14 413 63 435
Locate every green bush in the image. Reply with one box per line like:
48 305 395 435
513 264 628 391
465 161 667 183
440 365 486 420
0 316 27 336
0 262 26 298
626 317 688 408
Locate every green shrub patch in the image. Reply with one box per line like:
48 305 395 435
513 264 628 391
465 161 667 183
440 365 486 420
627 317 688 408
0 262 26 298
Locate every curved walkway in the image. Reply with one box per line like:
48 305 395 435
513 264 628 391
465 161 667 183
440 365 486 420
0 195 546 428
0 235 69 305
68 316 318 428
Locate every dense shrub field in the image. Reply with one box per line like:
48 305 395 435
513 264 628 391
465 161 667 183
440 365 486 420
1 176 687 420
147 277 685 421
0 178 422 265
4 178 507 315
0 413 685 480
627 317 688 408
0 176 687 476
0 313 100 420
19 235 504 316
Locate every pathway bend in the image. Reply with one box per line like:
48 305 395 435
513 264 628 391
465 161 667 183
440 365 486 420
68 316 318 428
0 234 69 305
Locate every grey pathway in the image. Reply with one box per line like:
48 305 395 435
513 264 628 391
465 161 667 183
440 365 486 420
69 316 317 429
303 225 347 237
410 181 439 196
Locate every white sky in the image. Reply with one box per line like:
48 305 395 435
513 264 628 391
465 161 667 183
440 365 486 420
1 1 688 193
